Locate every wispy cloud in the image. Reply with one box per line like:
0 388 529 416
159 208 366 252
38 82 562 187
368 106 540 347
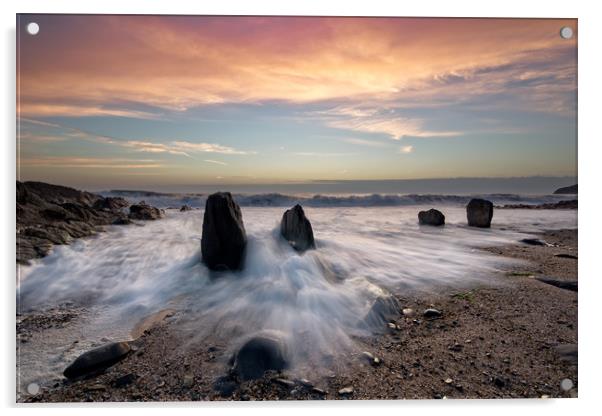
312 106 461 139
204 159 228 166
400 145 414 154
20 157 163 169
19 118 254 158
340 137 390 147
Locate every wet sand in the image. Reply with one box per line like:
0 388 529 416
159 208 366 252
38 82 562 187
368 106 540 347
19 229 577 402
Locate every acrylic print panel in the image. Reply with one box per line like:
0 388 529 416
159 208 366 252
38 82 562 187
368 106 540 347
16 15 577 402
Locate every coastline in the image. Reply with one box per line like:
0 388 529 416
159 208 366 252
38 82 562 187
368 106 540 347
19 228 577 402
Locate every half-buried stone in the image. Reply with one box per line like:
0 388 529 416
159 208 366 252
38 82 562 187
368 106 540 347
63 341 131 380
280 204 316 252
466 198 494 228
232 333 289 381
201 192 247 271
363 295 401 331
418 208 445 226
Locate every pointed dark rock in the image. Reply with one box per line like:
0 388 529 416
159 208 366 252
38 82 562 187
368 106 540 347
280 204 316 252
201 192 247 271
466 198 494 228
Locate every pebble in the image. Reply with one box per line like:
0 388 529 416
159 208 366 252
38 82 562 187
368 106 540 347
423 308 442 318
338 386 354 395
274 378 295 388
183 374 194 389
361 351 381 366
298 378 313 388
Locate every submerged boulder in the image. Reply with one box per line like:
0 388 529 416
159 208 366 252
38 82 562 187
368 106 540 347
201 192 247 271
63 341 131 379
363 295 401 331
466 198 494 228
232 334 289 380
129 201 164 220
280 204 316 252
418 208 445 226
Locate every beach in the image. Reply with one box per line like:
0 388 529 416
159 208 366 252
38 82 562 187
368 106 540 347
16 186 577 402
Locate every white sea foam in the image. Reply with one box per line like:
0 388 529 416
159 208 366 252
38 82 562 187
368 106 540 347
17 205 577 388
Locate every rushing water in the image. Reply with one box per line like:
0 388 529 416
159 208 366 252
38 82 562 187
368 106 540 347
16 203 577 391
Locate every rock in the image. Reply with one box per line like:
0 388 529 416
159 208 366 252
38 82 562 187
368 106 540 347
182 374 194 388
418 208 445 226
16 181 142 264
232 335 289 380
338 386 354 396
212 376 238 397
274 378 295 388
93 197 129 211
466 198 493 228
423 308 442 318
554 344 578 365
112 373 137 388
361 351 381 366
201 192 247 271
363 295 401 330
535 277 578 292
521 238 547 246
493 376 507 388
63 342 131 379
180 204 193 212
553 184 577 194
555 253 578 260
280 204 316 252
129 202 164 220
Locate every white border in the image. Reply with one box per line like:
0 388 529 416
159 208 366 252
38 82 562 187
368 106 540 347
2 1 600 415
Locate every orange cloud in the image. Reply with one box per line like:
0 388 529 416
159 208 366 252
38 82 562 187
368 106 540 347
17 16 576 118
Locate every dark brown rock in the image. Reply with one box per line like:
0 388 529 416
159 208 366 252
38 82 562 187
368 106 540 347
201 192 247 271
467 198 494 228
16 181 161 264
128 202 164 220
418 208 445 226
553 184 577 194
280 204 315 252
232 335 289 380
63 342 131 379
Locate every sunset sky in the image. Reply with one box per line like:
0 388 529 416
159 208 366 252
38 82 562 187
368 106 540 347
17 15 577 191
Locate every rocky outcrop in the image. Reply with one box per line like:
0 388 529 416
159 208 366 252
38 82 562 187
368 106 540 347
201 192 247 271
553 184 577 194
418 208 445 226
63 341 131 379
466 198 494 228
232 334 289 380
280 204 316 252
16 181 158 264
497 200 577 210
129 201 164 220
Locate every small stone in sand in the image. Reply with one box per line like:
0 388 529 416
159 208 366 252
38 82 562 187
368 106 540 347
182 374 194 389
423 308 442 318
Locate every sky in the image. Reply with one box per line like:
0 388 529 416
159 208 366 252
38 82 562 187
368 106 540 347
16 15 577 192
